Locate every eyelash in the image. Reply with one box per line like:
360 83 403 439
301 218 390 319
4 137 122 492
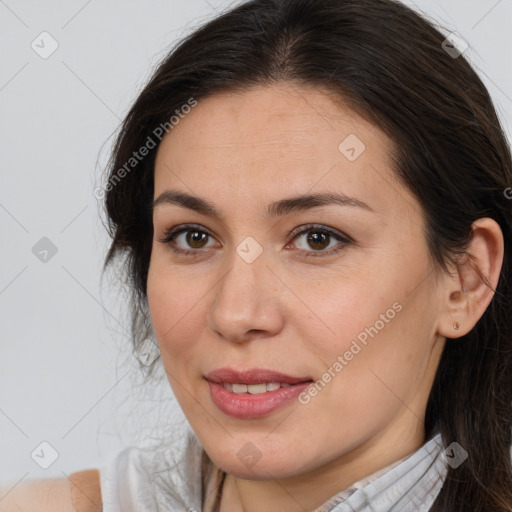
157 223 353 259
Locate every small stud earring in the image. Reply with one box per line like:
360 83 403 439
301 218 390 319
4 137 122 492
453 321 460 330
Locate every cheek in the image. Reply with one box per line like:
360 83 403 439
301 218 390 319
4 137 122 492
293 274 429 397
318 297 434 419
147 274 205 410
146 261 202 364
291 275 390 356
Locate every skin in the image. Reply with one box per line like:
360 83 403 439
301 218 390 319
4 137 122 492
0 478 74 512
146 82 503 512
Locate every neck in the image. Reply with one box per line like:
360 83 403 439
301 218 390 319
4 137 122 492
219 423 425 512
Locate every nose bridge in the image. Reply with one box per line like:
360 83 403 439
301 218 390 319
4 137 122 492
208 241 283 341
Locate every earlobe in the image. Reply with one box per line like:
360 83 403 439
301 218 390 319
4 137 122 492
438 218 504 339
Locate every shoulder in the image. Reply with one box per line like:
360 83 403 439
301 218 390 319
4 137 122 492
0 477 74 511
68 469 102 512
96 435 206 511
0 469 101 512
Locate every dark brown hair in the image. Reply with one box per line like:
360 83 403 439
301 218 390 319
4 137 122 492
100 0 512 509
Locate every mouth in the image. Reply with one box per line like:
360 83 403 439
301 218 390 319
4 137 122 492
205 367 314 419
220 382 293 394
205 367 312 385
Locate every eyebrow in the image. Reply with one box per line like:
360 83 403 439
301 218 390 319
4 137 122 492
151 189 374 218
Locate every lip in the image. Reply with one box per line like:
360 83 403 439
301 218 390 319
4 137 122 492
205 367 313 419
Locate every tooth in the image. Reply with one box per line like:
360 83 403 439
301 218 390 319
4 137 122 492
224 382 294 394
232 383 248 393
247 383 267 394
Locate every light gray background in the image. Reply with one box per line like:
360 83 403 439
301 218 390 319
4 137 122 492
1 0 511 486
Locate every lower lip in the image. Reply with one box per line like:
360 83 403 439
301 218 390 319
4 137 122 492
206 380 312 419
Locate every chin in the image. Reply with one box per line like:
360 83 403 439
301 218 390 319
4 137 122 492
206 444 309 481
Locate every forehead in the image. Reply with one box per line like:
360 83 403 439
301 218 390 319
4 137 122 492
153 83 412 220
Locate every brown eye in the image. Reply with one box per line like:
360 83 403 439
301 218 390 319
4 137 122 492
306 232 330 251
158 223 352 259
289 224 353 259
186 230 209 248
157 224 217 256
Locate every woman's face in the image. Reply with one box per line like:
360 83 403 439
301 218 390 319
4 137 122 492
147 83 447 483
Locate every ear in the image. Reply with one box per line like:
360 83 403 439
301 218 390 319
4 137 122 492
437 218 504 338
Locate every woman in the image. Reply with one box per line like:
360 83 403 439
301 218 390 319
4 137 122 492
4 0 511 510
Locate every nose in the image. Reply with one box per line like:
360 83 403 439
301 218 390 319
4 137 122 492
206 246 285 344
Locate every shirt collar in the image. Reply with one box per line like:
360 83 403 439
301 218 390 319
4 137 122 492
319 432 447 512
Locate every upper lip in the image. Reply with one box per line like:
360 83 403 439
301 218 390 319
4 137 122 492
205 367 313 385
